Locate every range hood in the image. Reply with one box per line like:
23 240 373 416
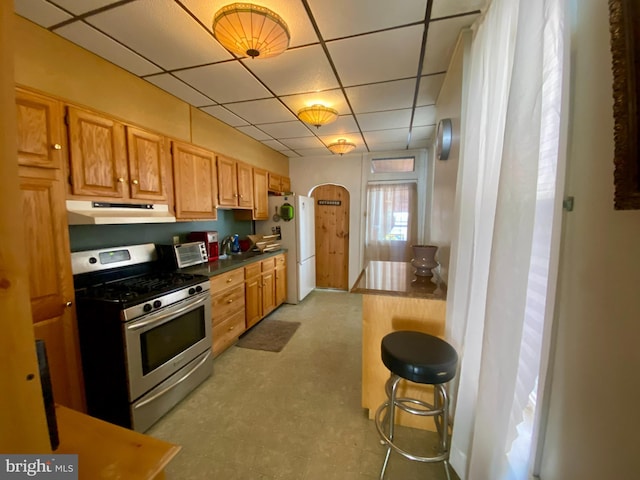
66 200 176 225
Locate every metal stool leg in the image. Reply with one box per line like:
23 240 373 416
378 374 402 480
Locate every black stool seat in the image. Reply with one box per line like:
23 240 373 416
381 331 458 384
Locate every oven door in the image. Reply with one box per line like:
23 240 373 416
124 290 211 401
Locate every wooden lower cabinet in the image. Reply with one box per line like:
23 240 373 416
210 269 245 357
275 254 287 306
19 166 85 411
244 254 286 329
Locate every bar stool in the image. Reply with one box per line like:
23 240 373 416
374 331 458 480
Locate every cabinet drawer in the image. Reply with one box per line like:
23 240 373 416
275 254 286 267
244 262 261 278
261 258 275 272
210 268 244 292
211 284 245 324
212 310 245 357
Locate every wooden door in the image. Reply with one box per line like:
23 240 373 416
66 106 127 198
171 141 217 220
252 167 269 220
216 155 238 206
312 184 350 290
126 126 167 202
15 88 64 169
19 166 85 411
236 161 254 208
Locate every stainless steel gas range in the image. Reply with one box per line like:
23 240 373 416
71 243 212 432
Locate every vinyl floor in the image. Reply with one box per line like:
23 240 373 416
148 290 460 480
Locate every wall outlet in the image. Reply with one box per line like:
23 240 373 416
172 235 180 244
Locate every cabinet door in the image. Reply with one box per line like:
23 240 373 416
236 161 254 208
268 172 281 192
19 167 85 411
15 89 64 169
66 106 127 198
217 155 238 206
172 141 217 220
275 255 287 306
126 126 167 202
252 168 269 220
245 274 262 329
281 176 291 193
261 270 276 317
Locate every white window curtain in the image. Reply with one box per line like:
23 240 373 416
446 0 568 479
364 182 418 263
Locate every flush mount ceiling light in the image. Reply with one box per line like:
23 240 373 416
212 3 290 59
297 104 339 128
328 139 356 156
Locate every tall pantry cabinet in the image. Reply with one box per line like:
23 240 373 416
15 88 85 411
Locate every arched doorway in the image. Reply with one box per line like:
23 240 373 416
311 184 350 290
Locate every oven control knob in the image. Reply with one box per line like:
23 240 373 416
188 288 196 295
153 300 162 309
195 285 203 293
143 303 152 312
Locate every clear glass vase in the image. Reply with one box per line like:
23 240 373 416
411 245 439 277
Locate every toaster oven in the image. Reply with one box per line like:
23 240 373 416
156 241 208 269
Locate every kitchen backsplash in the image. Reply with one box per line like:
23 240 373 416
68 210 253 252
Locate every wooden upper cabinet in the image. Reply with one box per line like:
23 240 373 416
66 106 128 198
126 126 167 202
252 168 269 220
172 141 217 220
19 166 85 411
268 172 291 193
16 88 64 169
66 106 168 202
217 155 253 208
281 176 291 193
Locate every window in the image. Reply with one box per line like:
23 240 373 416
371 156 415 173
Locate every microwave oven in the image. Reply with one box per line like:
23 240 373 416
187 231 219 262
156 241 208 269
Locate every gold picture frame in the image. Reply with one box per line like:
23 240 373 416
609 0 640 209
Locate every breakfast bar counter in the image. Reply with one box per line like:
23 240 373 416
352 261 447 430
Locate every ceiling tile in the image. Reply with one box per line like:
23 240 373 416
181 0 319 48
199 106 249 127
280 89 349 117
55 22 162 76
416 73 446 105
327 25 424 87
308 0 428 40
225 98 296 124
145 74 214 107
243 45 338 95
345 79 417 114
15 0 71 28
261 139 289 151
313 115 359 136
174 62 271 103
294 147 332 156
357 109 413 131
280 136 326 150
50 0 122 15
363 128 410 145
236 126 272 141
85 0 231 70
422 14 479 75
431 0 486 19
411 125 436 141
258 121 314 139
280 150 299 157
412 105 437 126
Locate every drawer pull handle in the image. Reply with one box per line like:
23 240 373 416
228 326 235 331
53 143 62 150
227 299 233 303
226 278 233 283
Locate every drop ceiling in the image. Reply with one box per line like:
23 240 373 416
14 0 485 158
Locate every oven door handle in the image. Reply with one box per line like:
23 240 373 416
133 350 212 410
126 293 209 331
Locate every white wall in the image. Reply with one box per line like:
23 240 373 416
432 30 471 283
539 0 640 477
289 154 364 289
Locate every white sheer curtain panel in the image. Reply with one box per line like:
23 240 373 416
364 182 418 262
446 0 568 479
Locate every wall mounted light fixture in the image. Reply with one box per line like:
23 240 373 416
297 104 339 128
212 3 290 59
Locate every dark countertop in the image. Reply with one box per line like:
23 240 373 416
180 249 287 278
351 261 447 300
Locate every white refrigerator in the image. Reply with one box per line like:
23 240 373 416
257 194 315 304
